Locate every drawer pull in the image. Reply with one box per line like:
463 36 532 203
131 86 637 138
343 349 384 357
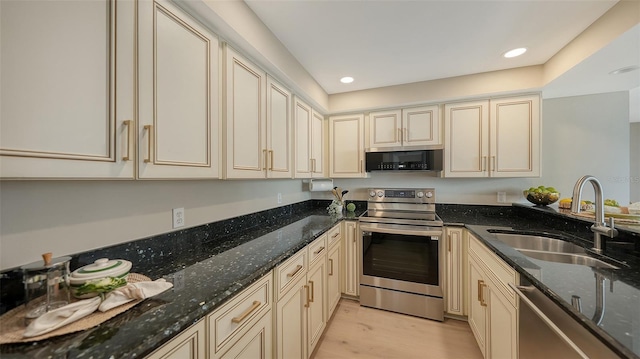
329 259 334 275
231 300 261 324
309 280 315 303
304 285 310 308
313 247 325 256
287 264 303 278
331 232 340 239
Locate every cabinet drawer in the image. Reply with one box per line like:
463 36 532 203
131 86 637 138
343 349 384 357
327 224 342 248
208 273 272 355
307 234 328 265
468 234 517 304
274 250 307 301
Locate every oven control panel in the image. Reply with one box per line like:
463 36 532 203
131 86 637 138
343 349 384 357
368 188 435 203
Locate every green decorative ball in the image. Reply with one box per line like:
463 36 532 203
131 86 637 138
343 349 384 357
346 203 356 212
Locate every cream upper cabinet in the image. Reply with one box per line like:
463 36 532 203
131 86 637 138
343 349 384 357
368 105 441 150
294 97 326 178
489 95 540 177
138 0 219 179
293 97 312 178
266 76 293 179
222 45 267 179
0 0 135 179
311 110 326 178
443 95 540 178
329 114 366 178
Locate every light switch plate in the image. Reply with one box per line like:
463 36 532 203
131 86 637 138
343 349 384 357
497 192 507 203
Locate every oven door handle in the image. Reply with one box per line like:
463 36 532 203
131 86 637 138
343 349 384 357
360 223 443 237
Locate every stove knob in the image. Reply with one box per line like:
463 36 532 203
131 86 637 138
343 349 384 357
416 191 424 198
376 190 384 198
425 191 433 198
369 190 376 197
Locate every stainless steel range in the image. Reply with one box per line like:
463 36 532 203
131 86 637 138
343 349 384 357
359 188 444 321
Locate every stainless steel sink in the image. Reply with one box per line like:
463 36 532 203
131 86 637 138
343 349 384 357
516 249 619 269
487 230 621 269
491 233 585 254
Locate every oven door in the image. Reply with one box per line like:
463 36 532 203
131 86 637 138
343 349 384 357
359 223 443 298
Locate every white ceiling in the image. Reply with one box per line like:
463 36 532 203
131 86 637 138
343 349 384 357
244 0 636 96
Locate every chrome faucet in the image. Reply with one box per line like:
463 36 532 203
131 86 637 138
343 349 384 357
571 175 618 253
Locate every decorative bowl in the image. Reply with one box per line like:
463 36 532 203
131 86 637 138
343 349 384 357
523 190 560 206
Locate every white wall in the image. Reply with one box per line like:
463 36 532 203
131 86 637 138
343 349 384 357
0 179 309 270
631 122 640 202
320 92 632 208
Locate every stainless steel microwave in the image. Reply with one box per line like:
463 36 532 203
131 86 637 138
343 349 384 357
365 150 443 172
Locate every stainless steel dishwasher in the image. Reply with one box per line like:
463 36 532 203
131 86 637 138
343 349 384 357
510 280 619 359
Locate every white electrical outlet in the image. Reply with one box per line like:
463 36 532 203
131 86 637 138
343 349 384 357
172 207 185 228
277 193 282 204
497 192 507 203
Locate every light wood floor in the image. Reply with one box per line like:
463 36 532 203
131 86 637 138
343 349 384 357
312 299 483 359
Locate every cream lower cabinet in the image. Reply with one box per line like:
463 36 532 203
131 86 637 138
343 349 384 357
0 0 135 179
146 272 272 359
274 233 329 359
468 234 518 359
329 114 366 178
342 221 360 297
146 320 206 359
326 226 342 317
443 94 540 178
138 0 220 179
445 227 467 316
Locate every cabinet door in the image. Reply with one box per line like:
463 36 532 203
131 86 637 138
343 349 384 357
293 97 312 178
327 243 342 318
0 0 135 178
443 100 489 178
369 110 402 149
490 95 540 177
307 260 326 356
487 281 518 359
275 276 307 359
342 221 359 297
266 77 292 178
218 311 272 359
445 227 466 316
403 105 441 147
146 320 206 359
468 257 487 358
329 114 365 178
138 0 219 179
223 46 267 179
311 110 326 178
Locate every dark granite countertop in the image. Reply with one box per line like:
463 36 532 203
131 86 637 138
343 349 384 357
0 200 365 358
437 203 640 359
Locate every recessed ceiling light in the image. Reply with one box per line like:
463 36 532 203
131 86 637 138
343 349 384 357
503 48 527 58
340 76 354 84
609 65 640 75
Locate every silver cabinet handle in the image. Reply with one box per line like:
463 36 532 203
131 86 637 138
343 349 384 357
508 283 589 359
144 125 153 163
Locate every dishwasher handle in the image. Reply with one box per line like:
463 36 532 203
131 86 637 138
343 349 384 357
508 283 589 359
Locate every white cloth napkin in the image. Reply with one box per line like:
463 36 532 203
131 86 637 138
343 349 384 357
98 279 173 312
22 279 173 338
23 297 101 337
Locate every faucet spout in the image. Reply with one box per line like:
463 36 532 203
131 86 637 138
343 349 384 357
570 175 618 253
